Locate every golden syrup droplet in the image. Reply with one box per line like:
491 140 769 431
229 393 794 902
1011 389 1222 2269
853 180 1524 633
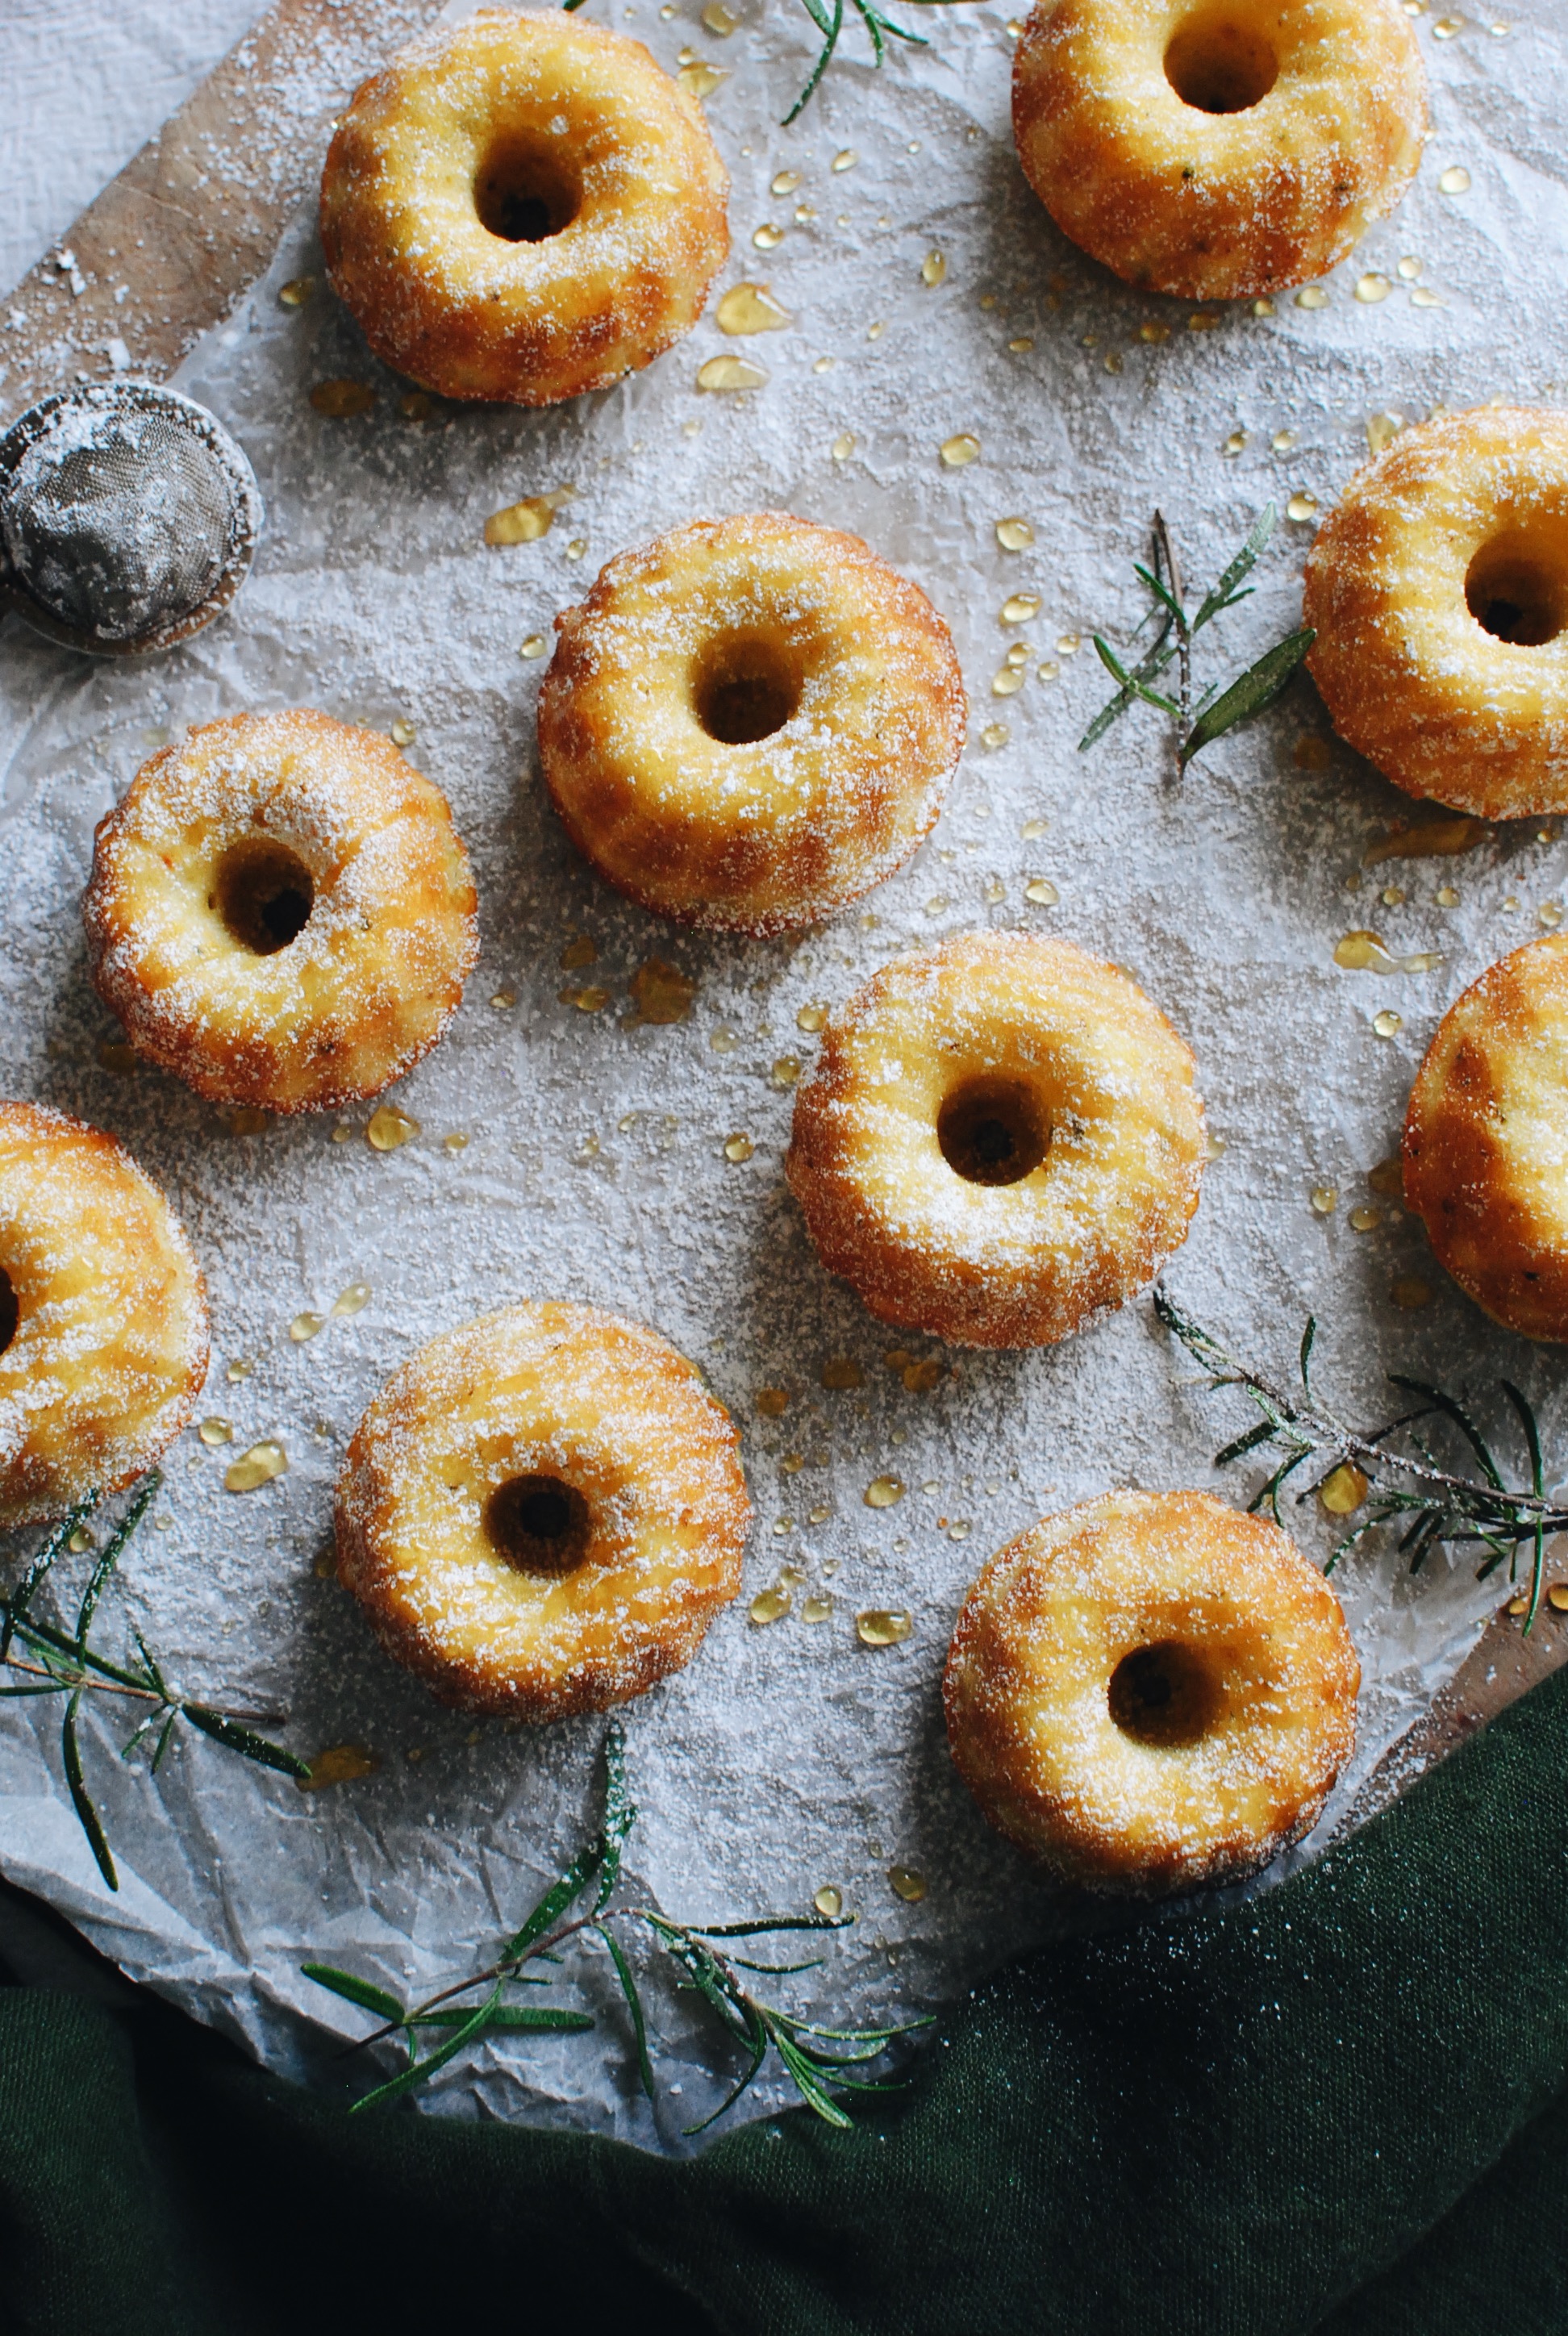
1398 254 1422 279
756 1387 790 1416
981 721 1009 749
1349 1205 1384 1233
444 1131 469 1152
814 1883 844 1917
1294 286 1329 311
1320 1462 1368 1516
400 390 434 423
1411 286 1445 308
519 634 547 659
226 1108 270 1137
290 1312 325 1343
1272 429 1298 453
1439 164 1471 193
832 148 857 171
749 1584 791 1625
1287 492 1318 521
278 275 315 308
485 497 557 545
96 1040 139 1074
1057 633 1081 654
772 169 801 195
490 987 517 1010
390 715 415 747
630 959 695 1024
1366 411 1404 455
867 320 885 340
802 1593 834 1625
857 1608 912 1646
1140 320 1171 344
1374 1010 1403 1039
752 221 785 249
797 1003 827 1032
864 1474 904 1508
560 934 598 970
678 58 728 94
560 984 611 1012
832 432 855 461
991 666 1024 697
771 1055 802 1088
564 539 588 561
1508 1594 1529 1616
198 1416 234 1446
1025 877 1059 906
716 282 792 335
1391 1276 1432 1310
921 249 947 287
310 378 375 417
67 1525 94 1555
995 518 1034 551
1335 930 1387 970
703 0 738 29
724 1132 754 1163
809 1504 832 1525
226 1358 253 1383
1224 430 1246 456
1437 884 1461 907
822 1356 862 1389
888 1864 927 1903
1311 1186 1338 1215
1004 640 1030 669
367 1104 419 1151
940 432 980 467
332 1283 371 1318
1355 273 1392 304
1547 1584 1568 1613
296 1743 379 1792
1541 901 1564 928
225 1441 288 1494
698 352 768 390
1001 593 1040 624
1022 816 1049 838
1381 885 1407 908
813 356 833 374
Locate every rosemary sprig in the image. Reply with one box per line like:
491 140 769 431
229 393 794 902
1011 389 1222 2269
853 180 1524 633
1155 1283 1567 1629
1 1474 311 1889
561 0 961 124
1082 508 1316 778
305 1718 927 2131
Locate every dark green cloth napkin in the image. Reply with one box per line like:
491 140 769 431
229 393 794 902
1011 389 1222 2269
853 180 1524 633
2 1665 1566 2336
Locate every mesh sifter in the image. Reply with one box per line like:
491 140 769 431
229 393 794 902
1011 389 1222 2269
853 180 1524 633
0 382 263 655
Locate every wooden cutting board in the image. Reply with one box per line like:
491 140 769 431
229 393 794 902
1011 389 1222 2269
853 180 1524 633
3 0 1566 1823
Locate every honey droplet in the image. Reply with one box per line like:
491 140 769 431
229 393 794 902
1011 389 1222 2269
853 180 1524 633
1433 11 1466 31
984 878 1006 903
921 249 947 288
310 379 375 418
1366 411 1404 456
1004 641 1030 670
822 1357 863 1389
1022 816 1049 838
703 0 738 29
367 1104 419 1151
814 1883 844 1917
1363 817 1480 865
1355 273 1392 304
802 1592 834 1625
225 1441 287 1494
1508 1595 1529 1617
1319 1462 1368 1516
485 496 560 546
710 1026 739 1054
771 169 801 195
771 1056 802 1088
1287 492 1318 522
67 1525 94 1555
278 275 315 308
1187 312 1219 333
226 1358 253 1383
1381 885 1407 909
630 959 695 1024
1336 931 1387 971
888 1865 927 1903
519 634 547 659
444 1131 469 1152
390 715 416 749
332 1124 352 1145
490 987 517 1010
753 222 785 249
1548 1584 1568 1614
903 1358 942 1393
226 1108 269 1137
981 722 1009 749
1410 287 1445 308
756 1387 790 1416
780 1452 805 1475
561 984 611 1012
1311 1186 1338 1215
864 1474 904 1508
1349 1205 1383 1233
1008 336 1035 353
1272 429 1298 453
797 1003 827 1032
832 148 857 172
857 1608 912 1646
1252 297 1275 316
560 934 598 970
940 432 980 468
1437 884 1461 907
1057 633 1081 654
678 58 728 95
96 1039 139 1074
198 1416 234 1446
400 390 433 423
1439 165 1471 194
832 432 856 461
290 1312 325 1343
1294 287 1329 311
697 353 767 392
814 356 833 374
749 1584 791 1625
716 282 792 335
1224 430 1246 457
1391 1275 1432 1310
809 1504 832 1526
296 1743 379 1792
724 1132 754 1163
1540 902 1564 928
1140 320 1171 344
995 517 1034 551
1398 255 1422 280
992 666 1024 698
1025 877 1059 906
1374 1010 1403 1039
332 1283 371 1319
1001 594 1040 624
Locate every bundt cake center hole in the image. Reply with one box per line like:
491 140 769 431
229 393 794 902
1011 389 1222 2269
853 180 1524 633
1108 1641 1218 1749
214 838 315 956
0 1267 17 1358
1466 528 1568 645
486 1472 592 1576
691 632 804 745
1164 9 1279 113
474 136 582 243
937 1078 1050 1187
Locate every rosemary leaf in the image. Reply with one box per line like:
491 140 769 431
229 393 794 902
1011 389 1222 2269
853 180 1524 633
75 1472 160 1646
689 1913 852 1938
1091 634 1180 715
1214 1420 1279 1468
2 1491 100 1662
1390 1377 1506 1491
411 2006 594 2033
1191 503 1276 634
351 1984 503 2114
594 1717 636 1914
503 1841 603 1965
62 1691 117 1892
150 1707 179 1772
773 2029 855 2129
1178 627 1316 767
302 1964 407 2024
1299 1316 1317 1395
182 1704 311 1780
682 2026 769 2135
596 1921 655 2098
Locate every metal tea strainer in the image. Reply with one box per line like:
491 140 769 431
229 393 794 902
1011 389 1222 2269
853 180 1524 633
0 381 263 655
